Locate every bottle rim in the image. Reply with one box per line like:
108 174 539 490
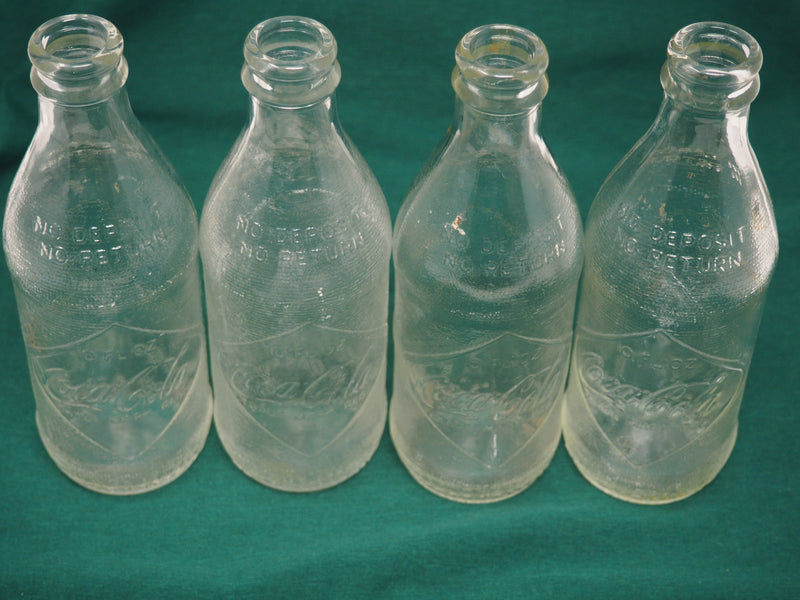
452 23 549 114
28 13 128 105
661 21 762 112
242 16 341 107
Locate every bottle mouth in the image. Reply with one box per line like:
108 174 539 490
661 21 762 112
28 13 128 105
453 24 549 114
242 16 341 106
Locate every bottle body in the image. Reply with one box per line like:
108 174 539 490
562 22 778 503
390 25 583 503
3 15 212 494
200 17 391 491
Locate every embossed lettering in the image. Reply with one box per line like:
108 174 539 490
39 242 68 263
575 328 745 465
623 223 748 276
233 206 368 266
440 213 568 280
404 332 571 467
218 324 386 456
30 324 203 458
34 216 62 239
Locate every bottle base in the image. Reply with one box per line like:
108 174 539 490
391 431 558 504
563 434 735 505
389 392 563 504
219 429 383 493
36 395 213 495
564 438 718 505
214 380 387 492
562 395 739 504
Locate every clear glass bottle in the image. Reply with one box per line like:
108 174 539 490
200 16 392 492
562 22 779 504
2 14 213 494
390 24 583 503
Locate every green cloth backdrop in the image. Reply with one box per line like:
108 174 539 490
1 0 798 598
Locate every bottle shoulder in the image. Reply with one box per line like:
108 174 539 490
394 140 582 263
199 129 392 294
206 122 386 207
3 142 200 297
201 125 390 245
585 139 777 264
397 129 575 221
578 153 778 339
198 123 391 333
393 167 583 313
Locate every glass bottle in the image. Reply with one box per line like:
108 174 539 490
390 24 583 503
2 14 213 494
562 22 778 504
200 16 391 492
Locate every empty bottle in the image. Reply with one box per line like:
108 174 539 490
562 22 779 504
3 14 213 494
390 24 583 503
200 16 392 491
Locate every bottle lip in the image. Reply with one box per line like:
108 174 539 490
661 21 762 113
28 13 128 105
241 15 341 107
452 23 549 114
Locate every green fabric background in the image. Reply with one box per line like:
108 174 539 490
1 0 798 598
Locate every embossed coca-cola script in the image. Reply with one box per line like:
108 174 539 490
31 324 203 458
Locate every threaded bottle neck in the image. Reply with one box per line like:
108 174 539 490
660 21 762 114
452 24 549 115
241 16 341 107
28 14 128 106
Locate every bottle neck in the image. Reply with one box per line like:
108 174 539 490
649 22 762 158
36 87 139 143
654 94 751 154
248 93 340 142
454 97 543 149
